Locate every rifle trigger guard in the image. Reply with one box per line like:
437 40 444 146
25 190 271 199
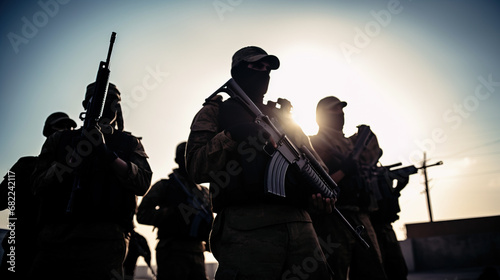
263 143 275 157
355 225 365 235
79 112 86 121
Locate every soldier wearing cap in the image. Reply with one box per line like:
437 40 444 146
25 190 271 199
310 96 388 280
1 112 76 279
29 83 152 279
186 46 334 279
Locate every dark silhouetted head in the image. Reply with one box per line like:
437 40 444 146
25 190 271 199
230 46 280 103
83 82 123 130
316 96 347 131
43 112 77 137
175 141 188 175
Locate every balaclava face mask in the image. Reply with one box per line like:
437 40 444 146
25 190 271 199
231 63 270 104
318 106 345 132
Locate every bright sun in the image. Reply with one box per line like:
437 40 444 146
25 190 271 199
265 44 364 137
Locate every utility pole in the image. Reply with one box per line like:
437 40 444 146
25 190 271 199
421 152 443 223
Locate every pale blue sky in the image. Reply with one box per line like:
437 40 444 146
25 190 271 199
1 0 500 264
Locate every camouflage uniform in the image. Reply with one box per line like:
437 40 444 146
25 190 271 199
311 126 387 280
137 166 213 280
186 95 332 279
30 127 152 279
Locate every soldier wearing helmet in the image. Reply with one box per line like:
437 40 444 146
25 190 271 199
30 83 152 279
1 112 76 279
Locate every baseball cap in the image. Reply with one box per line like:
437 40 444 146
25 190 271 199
317 96 347 112
231 46 280 70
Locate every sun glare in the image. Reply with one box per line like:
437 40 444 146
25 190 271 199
292 109 319 136
267 44 376 137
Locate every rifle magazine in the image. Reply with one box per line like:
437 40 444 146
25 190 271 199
266 152 289 197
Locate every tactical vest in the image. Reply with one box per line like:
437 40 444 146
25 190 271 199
156 172 213 242
213 98 309 210
38 129 140 232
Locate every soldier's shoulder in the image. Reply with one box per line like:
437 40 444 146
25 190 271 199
151 178 170 188
109 130 145 154
203 94 223 106
120 130 140 139
191 100 221 133
9 156 38 173
309 133 320 145
16 156 38 164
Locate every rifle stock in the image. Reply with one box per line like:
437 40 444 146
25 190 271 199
211 78 370 249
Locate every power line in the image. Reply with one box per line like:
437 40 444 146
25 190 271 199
433 169 500 181
436 139 500 159
464 150 500 157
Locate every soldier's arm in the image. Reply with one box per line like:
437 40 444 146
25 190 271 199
186 98 238 184
186 131 237 184
116 139 153 196
136 180 168 226
310 134 349 184
31 132 65 196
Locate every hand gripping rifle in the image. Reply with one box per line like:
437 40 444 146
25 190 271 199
386 163 419 193
66 32 117 214
209 78 370 249
351 124 375 163
384 160 441 193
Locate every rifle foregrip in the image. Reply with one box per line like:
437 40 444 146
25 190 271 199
300 145 340 198
300 164 336 199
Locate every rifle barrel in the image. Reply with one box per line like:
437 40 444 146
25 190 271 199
105 32 116 67
385 162 402 169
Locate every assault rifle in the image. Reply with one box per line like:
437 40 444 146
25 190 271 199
208 78 370 249
66 32 117 214
81 32 116 129
383 161 441 193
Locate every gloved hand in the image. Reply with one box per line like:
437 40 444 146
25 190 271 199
340 154 358 175
92 124 118 163
225 122 270 142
